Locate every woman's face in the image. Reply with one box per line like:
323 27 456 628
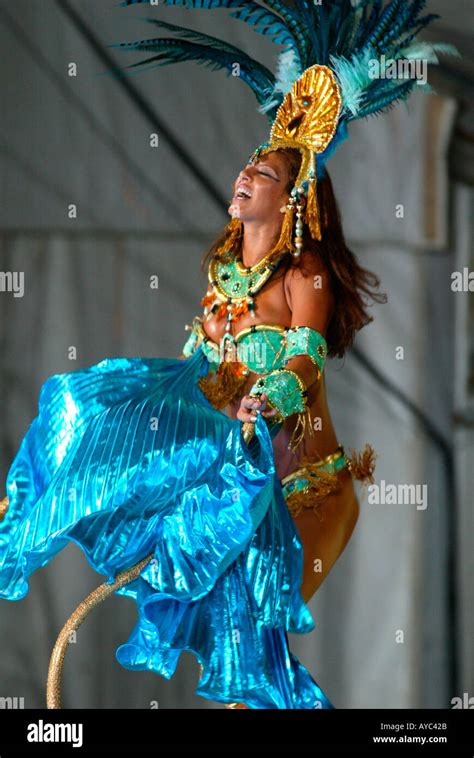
228 150 292 224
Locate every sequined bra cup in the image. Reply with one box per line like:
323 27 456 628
182 315 328 377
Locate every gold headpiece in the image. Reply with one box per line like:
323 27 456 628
249 65 342 254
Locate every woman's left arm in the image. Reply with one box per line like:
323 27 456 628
246 255 334 449
281 254 334 389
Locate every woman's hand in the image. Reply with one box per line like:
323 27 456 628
237 392 279 424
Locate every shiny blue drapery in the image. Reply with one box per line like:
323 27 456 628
0 345 334 709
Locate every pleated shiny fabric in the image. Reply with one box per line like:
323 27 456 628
0 345 334 709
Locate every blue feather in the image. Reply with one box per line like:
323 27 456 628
294 0 321 62
229 6 297 52
355 79 414 120
362 0 405 53
109 36 274 105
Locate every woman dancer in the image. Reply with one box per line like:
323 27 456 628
190 145 381 606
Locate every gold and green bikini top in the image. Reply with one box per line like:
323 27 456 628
182 315 328 377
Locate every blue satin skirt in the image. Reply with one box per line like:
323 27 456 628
0 345 334 709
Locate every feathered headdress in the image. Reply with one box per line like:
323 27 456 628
111 0 458 253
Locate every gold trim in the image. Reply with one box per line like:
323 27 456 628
198 318 288 349
233 323 287 341
208 253 283 304
273 367 308 396
280 444 345 486
234 254 279 275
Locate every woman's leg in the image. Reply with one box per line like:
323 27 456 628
292 468 360 603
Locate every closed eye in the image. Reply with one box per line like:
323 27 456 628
258 170 279 181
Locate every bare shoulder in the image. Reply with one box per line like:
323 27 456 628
283 250 333 312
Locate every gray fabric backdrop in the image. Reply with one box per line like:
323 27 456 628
0 0 472 709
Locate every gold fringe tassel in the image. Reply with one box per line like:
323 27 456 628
345 443 377 485
197 360 249 410
305 176 321 242
267 204 296 257
287 405 313 452
285 466 341 520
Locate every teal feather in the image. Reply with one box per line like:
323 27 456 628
139 15 275 79
352 0 376 49
294 0 321 62
258 49 303 116
400 40 461 62
108 37 274 106
263 1 308 65
228 6 297 52
362 0 404 53
355 79 414 120
122 0 306 62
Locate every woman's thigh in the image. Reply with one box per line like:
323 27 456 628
292 470 360 603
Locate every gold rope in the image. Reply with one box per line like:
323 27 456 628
0 496 9 522
47 552 153 708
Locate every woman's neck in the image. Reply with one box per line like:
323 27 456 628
240 218 281 267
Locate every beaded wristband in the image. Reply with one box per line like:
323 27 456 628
283 326 328 376
248 368 308 422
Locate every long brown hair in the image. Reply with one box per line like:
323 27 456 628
201 147 387 358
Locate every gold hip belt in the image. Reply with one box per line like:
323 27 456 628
280 443 376 518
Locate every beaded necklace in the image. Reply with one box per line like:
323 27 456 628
201 248 288 332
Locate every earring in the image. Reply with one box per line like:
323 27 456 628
293 187 306 257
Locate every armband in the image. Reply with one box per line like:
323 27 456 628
283 326 328 378
248 368 312 451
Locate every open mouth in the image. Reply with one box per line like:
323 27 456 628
233 187 252 201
